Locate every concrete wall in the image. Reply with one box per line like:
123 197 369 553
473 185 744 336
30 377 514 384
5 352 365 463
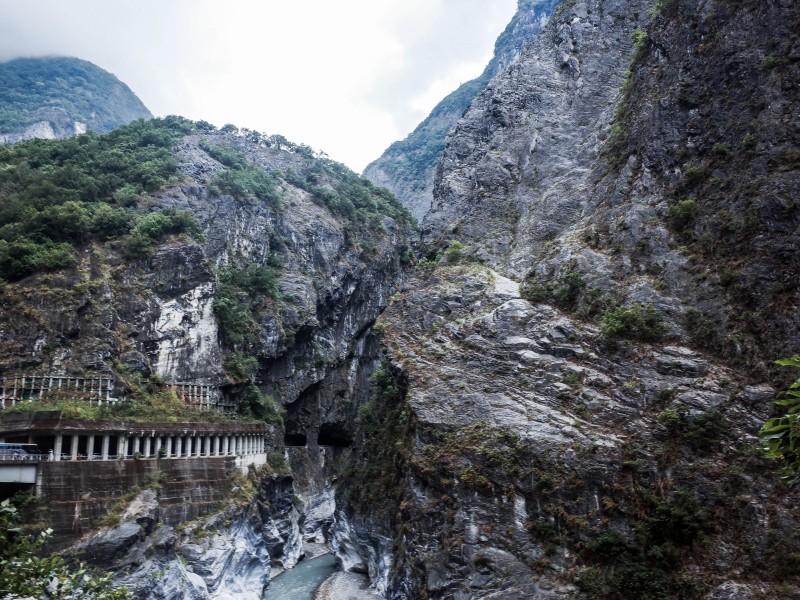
39 457 237 548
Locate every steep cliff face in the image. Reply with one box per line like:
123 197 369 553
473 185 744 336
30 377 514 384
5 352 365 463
0 122 411 596
0 128 411 418
0 57 152 144
425 0 799 370
364 0 562 221
336 0 800 597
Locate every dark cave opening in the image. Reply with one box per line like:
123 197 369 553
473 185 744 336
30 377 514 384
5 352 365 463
317 423 352 448
284 433 307 447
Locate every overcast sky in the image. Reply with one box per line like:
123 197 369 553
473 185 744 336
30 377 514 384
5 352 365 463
0 0 517 172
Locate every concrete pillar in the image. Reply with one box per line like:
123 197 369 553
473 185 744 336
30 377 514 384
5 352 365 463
195 436 202 457
214 435 221 456
224 436 230 456
167 436 173 459
101 435 110 461
155 436 162 457
119 435 127 459
134 436 141 456
144 437 151 458
54 434 63 461
87 434 95 459
176 436 183 458
70 435 79 461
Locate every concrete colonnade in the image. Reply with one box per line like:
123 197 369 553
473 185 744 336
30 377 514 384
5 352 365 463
46 432 266 461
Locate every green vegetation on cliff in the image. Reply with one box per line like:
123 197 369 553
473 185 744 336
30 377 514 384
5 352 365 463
200 140 282 206
0 116 200 280
341 362 410 515
284 158 415 235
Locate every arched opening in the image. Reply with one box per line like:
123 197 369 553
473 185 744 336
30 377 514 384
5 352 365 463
317 423 352 448
284 433 307 447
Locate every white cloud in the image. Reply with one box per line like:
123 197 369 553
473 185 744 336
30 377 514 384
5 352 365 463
0 0 517 171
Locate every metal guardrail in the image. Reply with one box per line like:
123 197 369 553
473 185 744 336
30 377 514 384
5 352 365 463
0 453 48 462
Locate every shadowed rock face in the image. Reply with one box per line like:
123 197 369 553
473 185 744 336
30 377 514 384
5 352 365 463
334 0 800 597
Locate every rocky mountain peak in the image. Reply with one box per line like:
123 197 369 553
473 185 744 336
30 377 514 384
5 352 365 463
0 56 152 144
363 0 563 222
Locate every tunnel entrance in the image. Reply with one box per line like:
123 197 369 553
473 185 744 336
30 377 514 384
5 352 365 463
317 423 352 448
284 433 307 447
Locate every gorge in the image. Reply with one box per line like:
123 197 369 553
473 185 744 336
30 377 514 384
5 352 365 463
0 0 799 598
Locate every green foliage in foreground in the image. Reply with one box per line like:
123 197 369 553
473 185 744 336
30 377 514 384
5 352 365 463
0 116 199 280
0 499 131 599
761 356 800 486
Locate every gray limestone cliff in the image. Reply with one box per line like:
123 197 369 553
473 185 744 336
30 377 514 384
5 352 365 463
0 126 411 596
333 0 800 597
70 473 301 599
364 0 562 221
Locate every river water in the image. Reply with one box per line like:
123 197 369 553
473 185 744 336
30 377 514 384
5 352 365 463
262 553 337 600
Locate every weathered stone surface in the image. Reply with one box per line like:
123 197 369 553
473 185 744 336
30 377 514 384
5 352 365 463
333 260 800 597
72 473 302 600
334 1 800 594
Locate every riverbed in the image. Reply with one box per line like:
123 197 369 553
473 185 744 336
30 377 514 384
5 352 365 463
262 553 337 600
262 551 381 600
